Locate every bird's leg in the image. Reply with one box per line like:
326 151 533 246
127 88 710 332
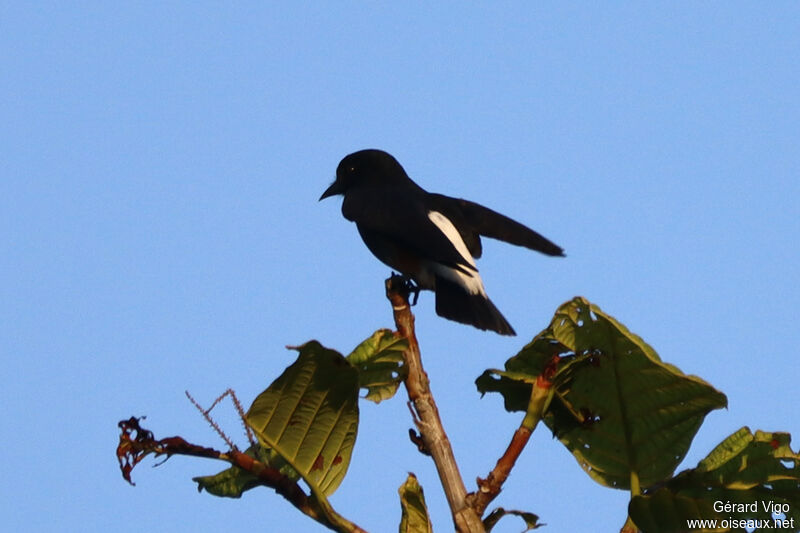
406 278 420 306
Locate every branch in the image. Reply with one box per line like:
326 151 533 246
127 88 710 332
467 359 556 516
116 417 366 533
385 276 485 533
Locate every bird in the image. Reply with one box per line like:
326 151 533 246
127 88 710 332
319 149 564 336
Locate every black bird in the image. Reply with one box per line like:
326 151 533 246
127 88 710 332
319 149 564 336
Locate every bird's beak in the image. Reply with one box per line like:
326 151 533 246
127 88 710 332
319 180 342 201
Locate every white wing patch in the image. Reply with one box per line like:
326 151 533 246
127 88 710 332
427 210 486 295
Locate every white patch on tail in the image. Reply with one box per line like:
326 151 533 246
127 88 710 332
427 210 486 295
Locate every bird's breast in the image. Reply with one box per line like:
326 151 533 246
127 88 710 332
356 226 435 289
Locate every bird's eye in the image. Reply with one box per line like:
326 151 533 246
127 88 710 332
348 166 356 173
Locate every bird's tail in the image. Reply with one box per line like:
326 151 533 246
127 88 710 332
434 276 516 336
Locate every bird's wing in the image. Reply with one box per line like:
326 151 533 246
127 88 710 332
345 187 479 273
428 193 565 257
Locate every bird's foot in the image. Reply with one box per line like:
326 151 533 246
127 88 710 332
386 273 420 306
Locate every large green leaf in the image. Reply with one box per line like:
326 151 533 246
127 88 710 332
629 427 800 533
478 297 727 490
245 341 359 497
346 329 408 403
398 474 432 533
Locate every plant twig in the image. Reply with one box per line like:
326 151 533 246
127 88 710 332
385 275 485 533
467 359 557 516
185 389 256 448
116 417 366 533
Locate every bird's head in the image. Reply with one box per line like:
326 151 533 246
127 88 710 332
319 149 408 200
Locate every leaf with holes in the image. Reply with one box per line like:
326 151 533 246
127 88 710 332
479 297 727 490
629 427 800 532
346 329 407 403
245 341 359 497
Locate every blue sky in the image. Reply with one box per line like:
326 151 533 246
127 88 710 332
3 3 799 532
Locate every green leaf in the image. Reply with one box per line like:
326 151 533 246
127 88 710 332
398 474 432 533
479 297 727 490
476 368 539 413
346 329 408 403
193 445 270 498
629 427 800 533
483 507 542 532
245 341 359 497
